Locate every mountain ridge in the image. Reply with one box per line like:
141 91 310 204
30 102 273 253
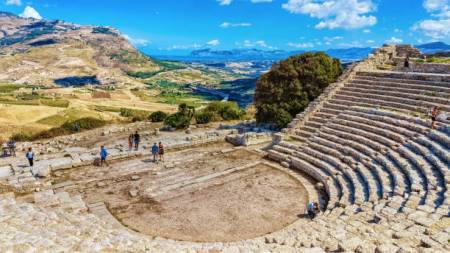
0 12 161 87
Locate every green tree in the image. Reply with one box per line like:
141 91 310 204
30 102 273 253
254 52 342 129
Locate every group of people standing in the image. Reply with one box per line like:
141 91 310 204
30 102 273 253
128 131 141 151
98 131 165 167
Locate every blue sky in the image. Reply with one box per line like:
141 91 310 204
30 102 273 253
1 0 450 55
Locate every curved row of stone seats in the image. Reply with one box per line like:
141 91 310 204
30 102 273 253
277 139 374 206
268 148 342 208
263 202 450 252
342 86 449 107
356 71 450 84
332 110 447 209
287 70 450 142
274 105 450 213
349 77 450 94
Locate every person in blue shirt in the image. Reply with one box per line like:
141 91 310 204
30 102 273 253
26 147 34 167
151 143 159 163
100 145 108 167
307 201 315 219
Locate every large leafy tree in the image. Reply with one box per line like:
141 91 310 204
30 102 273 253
254 52 342 129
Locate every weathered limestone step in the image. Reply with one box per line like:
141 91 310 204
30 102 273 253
153 162 273 201
356 71 450 83
147 161 261 199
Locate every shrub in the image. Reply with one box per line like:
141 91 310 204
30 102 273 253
12 117 106 141
119 108 150 121
164 112 191 129
10 132 34 142
195 111 214 124
149 111 168 122
254 52 342 129
62 117 106 131
204 101 245 121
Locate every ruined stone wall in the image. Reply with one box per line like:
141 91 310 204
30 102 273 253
407 62 450 74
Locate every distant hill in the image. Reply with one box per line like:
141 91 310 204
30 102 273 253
0 11 160 87
190 48 293 61
415 42 450 54
188 47 374 63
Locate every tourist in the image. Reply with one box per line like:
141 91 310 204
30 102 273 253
158 142 165 162
151 143 159 163
307 201 315 219
314 202 320 216
100 145 108 167
431 106 440 129
7 139 16 157
134 131 140 151
128 134 133 151
26 147 34 167
404 56 410 69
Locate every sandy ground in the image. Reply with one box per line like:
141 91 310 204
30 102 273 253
117 165 307 242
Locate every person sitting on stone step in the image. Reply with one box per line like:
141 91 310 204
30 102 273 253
307 201 315 219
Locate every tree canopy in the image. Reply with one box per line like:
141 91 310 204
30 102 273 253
254 52 342 129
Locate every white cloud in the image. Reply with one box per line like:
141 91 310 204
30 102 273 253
366 39 375 43
412 0 450 39
220 22 252 28
287 42 314 48
217 0 232 5
207 39 220 46
20 6 42 19
5 0 21 6
385 37 403 44
166 44 202 50
423 0 448 13
363 29 371 33
282 0 377 29
236 40 275 49
250 0 273 3
123 34 149 47
394 28 402 33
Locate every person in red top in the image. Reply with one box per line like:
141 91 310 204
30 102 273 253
431 106 440 129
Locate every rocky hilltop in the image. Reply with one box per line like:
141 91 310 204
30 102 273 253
0 11 160 87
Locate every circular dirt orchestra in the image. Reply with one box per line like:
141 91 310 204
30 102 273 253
56 144 310 243
111 164 308 242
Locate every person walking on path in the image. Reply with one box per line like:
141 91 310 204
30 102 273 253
128 134 133 151
431 106 440 129
100 145 108 167
151 143 159 163
26 148 34 167
158 142 165 162
133 131 140 151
